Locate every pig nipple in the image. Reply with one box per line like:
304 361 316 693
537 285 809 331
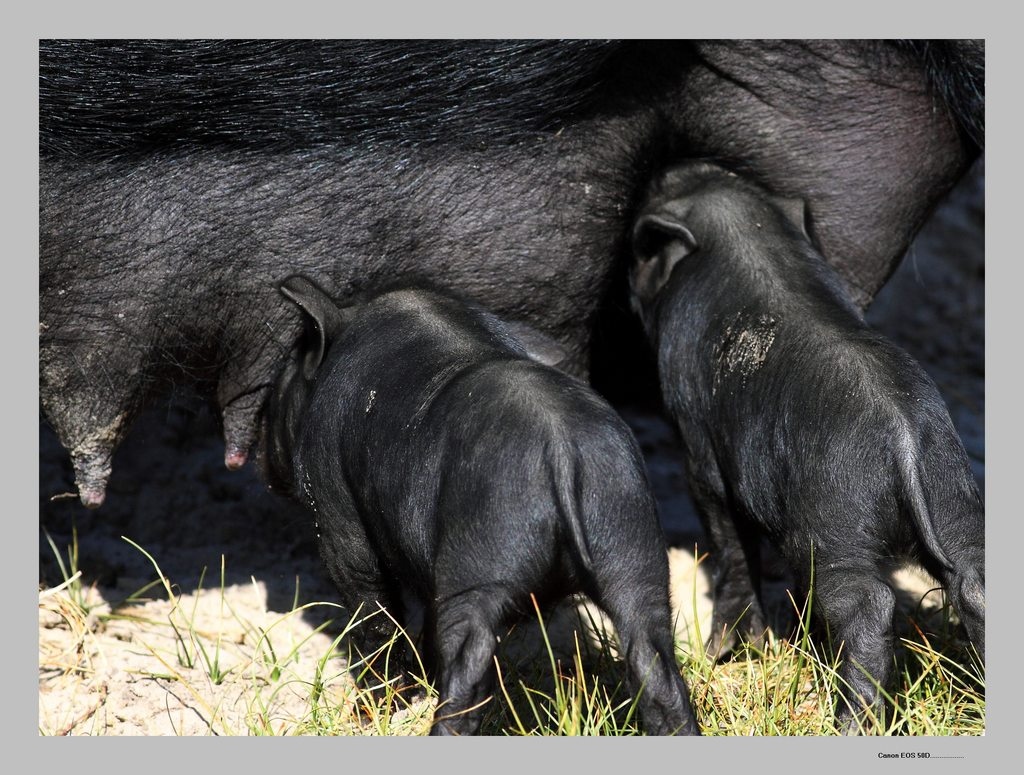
79 485 106 509
224 446 248 470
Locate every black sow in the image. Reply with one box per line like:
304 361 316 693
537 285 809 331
262 277 700 736
629 161 984 732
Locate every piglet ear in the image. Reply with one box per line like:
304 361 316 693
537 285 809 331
630 213 698 302
279 275 348 378
774 196 811 242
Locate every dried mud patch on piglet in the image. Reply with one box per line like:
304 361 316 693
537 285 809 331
712 312 778 395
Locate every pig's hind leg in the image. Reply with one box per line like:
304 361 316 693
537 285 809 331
428 584 512 736
923 479 985 664
929 542 985 665
943 565 985 664
582 490 702 735
807 557 897 734
591 561 702 735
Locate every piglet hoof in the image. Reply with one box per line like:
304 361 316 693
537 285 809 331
429 721 457 736
740 615 769 652
705 623 738 660
429 712 477 736
706 612 769 660
835 709 868 736
833 697 881 736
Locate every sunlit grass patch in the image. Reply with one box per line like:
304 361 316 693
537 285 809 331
38 532 983 736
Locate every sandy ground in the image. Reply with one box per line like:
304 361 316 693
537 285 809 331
37 159 984 736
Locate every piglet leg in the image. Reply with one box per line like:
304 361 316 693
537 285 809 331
812 562 897 734
598 579 702 735
310 480 419 699
688 473 768 656
429 588 506 736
